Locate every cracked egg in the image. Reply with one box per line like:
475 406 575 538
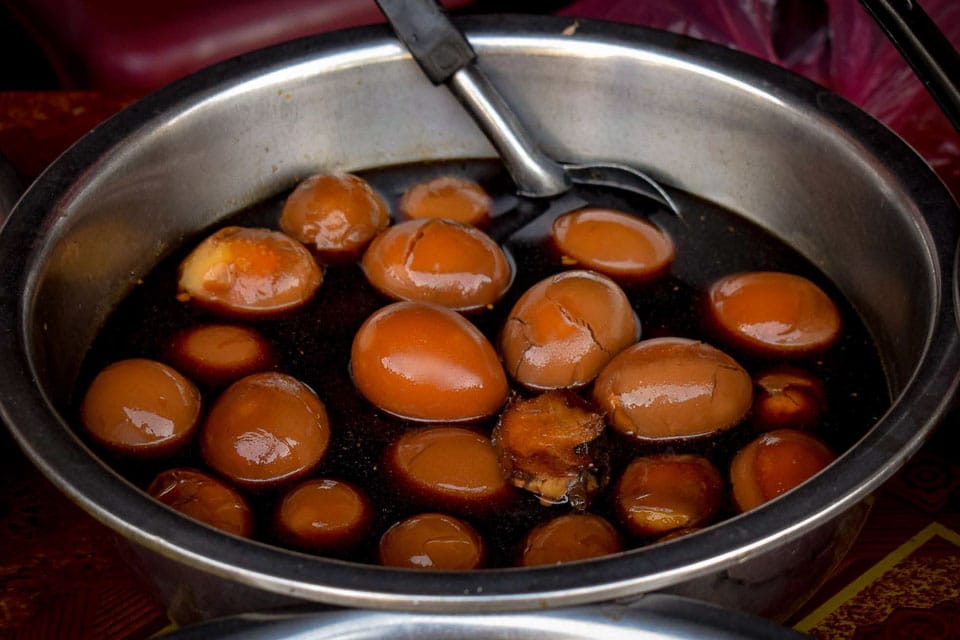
592 336 753 441
361 217 512 311
499 269 639 390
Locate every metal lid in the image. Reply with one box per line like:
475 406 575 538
162 595 805 639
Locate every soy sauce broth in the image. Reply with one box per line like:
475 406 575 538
73 159 890 567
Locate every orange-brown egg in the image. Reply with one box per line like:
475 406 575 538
81 358 201 458
200 372 330 490
705 271 842 357
399 175 492 226
551 208 674 283
493 391 608 509
592 337 753 441
730 428 836 512
274 478 373 553
361 218 511 311
166 323 274 387
499 270 639 390
751 366 826 432
148 468 254 538
279 172 390 262
177 226 322 319
350 301 508 422
518 513 622 566
614 454 724 538
385 426 511 510
378 512 485 570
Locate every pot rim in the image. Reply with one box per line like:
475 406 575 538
1 15 958 612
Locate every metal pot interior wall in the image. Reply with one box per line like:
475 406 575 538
2 16 958 622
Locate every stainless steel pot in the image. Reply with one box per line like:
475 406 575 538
1 16 958 627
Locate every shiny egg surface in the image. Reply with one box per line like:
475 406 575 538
76 160 889 569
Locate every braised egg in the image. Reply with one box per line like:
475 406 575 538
592 337 752 441
350 301 508 422
361 218 511 311
551 207 674 283
81 358 201 458
200 372 330 490
148 468 254 538
279 172 390 262
499 270 639 390
177 226 321 318
399 175 492 226
378 512 485 570
706 271 842 357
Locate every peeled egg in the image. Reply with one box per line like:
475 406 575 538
81 358 201 458
518 513 622 567
361 218 512 311
200 372 330 490
378 512 485 570
166 323 275 387
614 454 724 538
705 271 842 357
350 301 509 422
551 207 674 282
730 428 836 512
177 226 321 319
274 478 373 553
399 175 492 226
499 269 639 390
592 337 753 441
751 366 827 432
148 467 254 538
385 426 511 511
279 172 390 262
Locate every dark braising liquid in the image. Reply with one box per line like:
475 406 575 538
74 159 890 567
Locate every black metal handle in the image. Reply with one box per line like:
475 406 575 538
859 0 960 133
373 0 572 197
374 0 476 84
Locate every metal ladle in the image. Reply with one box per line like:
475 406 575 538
373 0 680 231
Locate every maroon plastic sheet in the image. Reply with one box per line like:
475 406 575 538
558 0 960 198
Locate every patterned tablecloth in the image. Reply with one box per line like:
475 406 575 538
0 91 958 640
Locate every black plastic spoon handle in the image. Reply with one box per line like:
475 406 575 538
859 0 960 133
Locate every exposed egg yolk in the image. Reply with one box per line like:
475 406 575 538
177 226 321 318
